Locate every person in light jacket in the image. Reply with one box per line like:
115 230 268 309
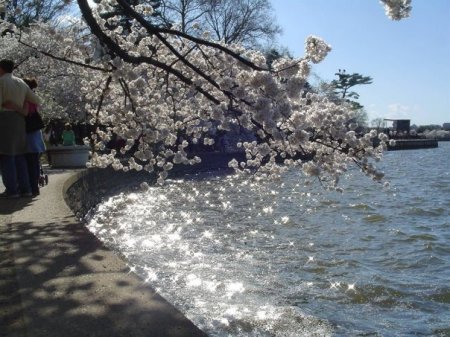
0 59 40 198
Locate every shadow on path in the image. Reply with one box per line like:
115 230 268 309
0 173 207 337
0 198 34 215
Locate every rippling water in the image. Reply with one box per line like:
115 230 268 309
86 142 450 337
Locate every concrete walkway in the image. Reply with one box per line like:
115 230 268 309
0 171 207 337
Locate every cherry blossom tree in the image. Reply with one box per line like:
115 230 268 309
0 0 411 186
0 20 94 121
1 0 73 27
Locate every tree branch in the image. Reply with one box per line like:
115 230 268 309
114 0 268 72
77 0 221 105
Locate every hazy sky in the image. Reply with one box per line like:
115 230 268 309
271 0 450 126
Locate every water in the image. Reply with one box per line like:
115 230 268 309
86 142 450 337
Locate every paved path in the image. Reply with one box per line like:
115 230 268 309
0 171 207 337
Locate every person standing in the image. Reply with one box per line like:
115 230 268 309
0 59 40 198
62 123 76 146
23 78 46 196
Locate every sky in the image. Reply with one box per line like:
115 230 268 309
271 0 450 126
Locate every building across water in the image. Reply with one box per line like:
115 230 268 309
382 118 438 150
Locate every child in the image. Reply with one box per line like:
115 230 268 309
62 123 76 146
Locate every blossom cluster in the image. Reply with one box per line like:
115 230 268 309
305 36 332 64
380 0 412 20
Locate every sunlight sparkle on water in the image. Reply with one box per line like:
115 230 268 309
124 236 137 248
330 282 340 289
141 239 154 249
203 279 221 293
186 274 203 287
256 310 267 320
167 261 178 268
144 269 158 282
202 230 213 239
223 306 242 320
222 201 231 209
263 206 273 214
225 282 245 299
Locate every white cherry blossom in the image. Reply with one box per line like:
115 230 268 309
0 0 413 186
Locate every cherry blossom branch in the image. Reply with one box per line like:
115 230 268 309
95 75 112 125
18 37 110 73
77 0 221 105
115 0 268 72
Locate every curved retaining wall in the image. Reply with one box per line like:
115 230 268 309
63 167 155 217
64 151 244 217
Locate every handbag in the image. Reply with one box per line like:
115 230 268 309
25 109 45 133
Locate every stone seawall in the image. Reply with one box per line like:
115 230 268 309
387 139 438 150
63 167 155 217
64 152 245 217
